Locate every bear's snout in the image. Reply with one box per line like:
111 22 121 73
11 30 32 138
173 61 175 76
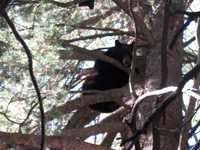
123 55 131 67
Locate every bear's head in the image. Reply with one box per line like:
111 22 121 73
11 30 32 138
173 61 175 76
111 40 134 67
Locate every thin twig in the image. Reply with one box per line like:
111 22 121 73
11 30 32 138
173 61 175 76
189 120 200 138
170 11 200 49
191 139 200 150
2 12 45 150
121 63 200 146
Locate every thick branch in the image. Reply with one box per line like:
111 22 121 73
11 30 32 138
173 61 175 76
62 108 99 132
61 43 130 73
121 63 200 146
45 86 130 121
62 122 128 139
0 131 111 150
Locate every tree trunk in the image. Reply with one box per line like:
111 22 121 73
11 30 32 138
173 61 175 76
141 10 183 150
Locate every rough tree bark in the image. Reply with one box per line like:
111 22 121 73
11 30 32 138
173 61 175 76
137 7 183 150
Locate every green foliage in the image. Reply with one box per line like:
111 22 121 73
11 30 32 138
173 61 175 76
0 0 199 149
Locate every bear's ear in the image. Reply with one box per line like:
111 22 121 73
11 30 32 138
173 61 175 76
115 40 121 47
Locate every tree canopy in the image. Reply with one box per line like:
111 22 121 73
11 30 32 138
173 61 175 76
0 0 200 150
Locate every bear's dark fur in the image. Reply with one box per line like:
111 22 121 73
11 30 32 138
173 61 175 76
82 40 134 113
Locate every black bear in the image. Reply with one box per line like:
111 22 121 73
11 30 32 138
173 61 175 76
82 40 134 113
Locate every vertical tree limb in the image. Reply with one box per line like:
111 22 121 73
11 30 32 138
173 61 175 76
126 1 140 149
152 1 171 149
160 0 170 88
0 0 12 15
128 0 138 101
2 12 45 150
